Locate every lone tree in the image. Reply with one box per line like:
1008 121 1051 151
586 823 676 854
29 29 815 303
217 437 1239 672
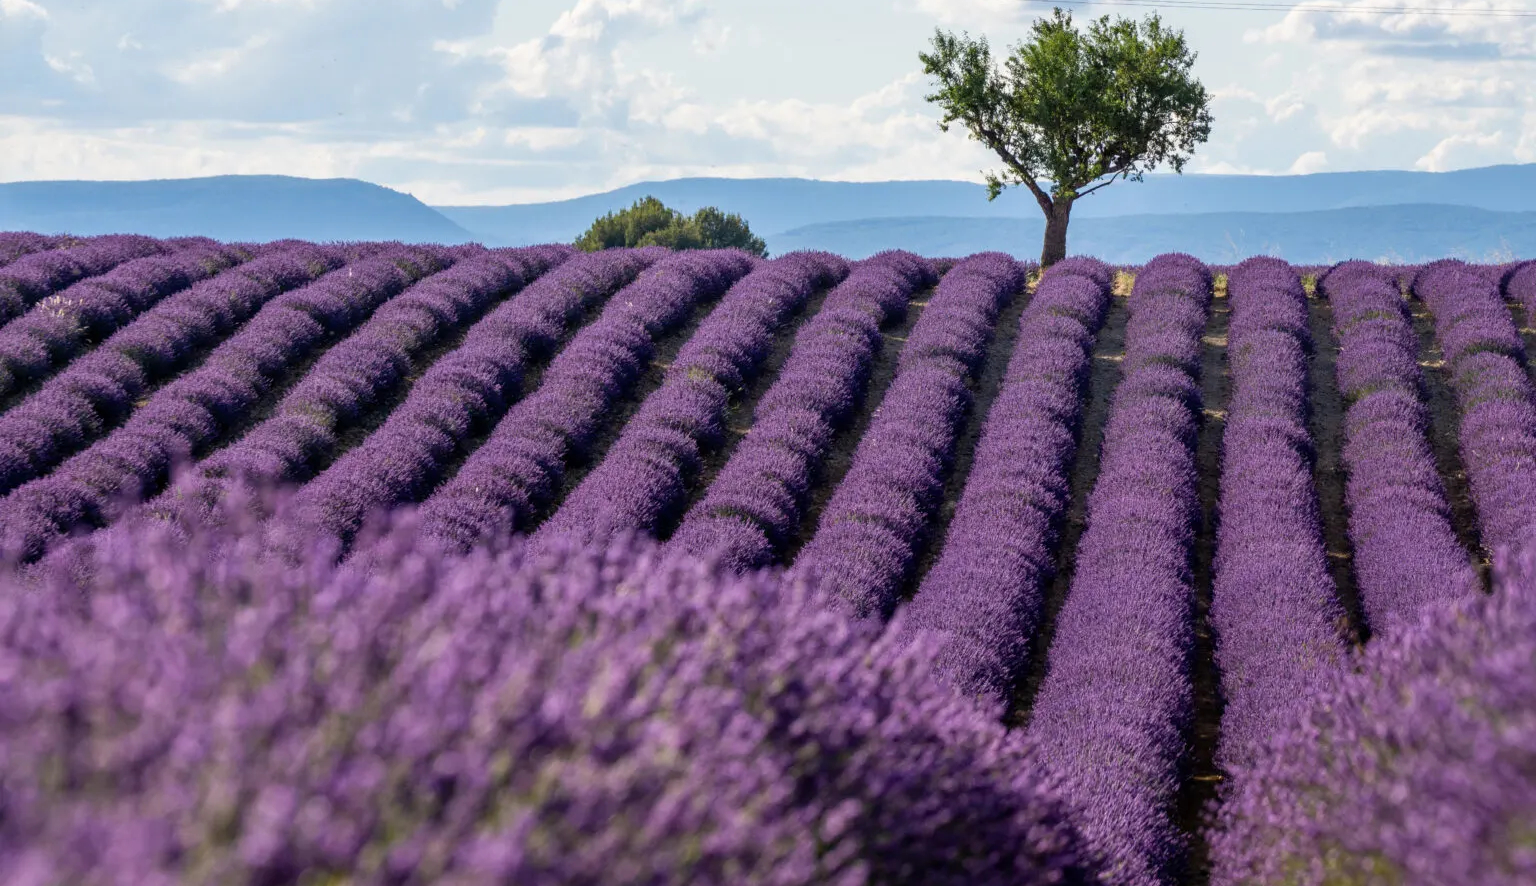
919 8 1212 267
574 196 768 257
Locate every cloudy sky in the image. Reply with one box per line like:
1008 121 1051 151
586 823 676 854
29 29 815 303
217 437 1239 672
2 0 1533 205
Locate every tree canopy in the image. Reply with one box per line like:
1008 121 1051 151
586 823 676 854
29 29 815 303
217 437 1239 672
574 196 768 257
920 7 1212 266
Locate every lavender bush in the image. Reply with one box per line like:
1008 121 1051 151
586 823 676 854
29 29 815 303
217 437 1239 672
137 245 608 532
532 251 848 551
0 246 451 562
900 257 1113 709
1026 252 1213 886
303 249 755 550
1496 259 1534 300
1414 260 1536 554
0 234 169 326
0 241 254 400
1321 261 1479 632
791 251 1026 618
0 232 63 268
1208 539 1536 886
0 494 1101 886
0 244 347 496
1210 256 1351 772
661 250 938 571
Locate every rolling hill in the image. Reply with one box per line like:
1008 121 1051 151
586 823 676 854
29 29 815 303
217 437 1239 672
763 204 1536 265
434 165 1536 247
0 175 477 244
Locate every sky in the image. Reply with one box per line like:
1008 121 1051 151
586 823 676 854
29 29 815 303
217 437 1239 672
1 0 1533 205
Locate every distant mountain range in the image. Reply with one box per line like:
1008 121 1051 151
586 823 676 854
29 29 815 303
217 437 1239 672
432 165 1536 248
3 166 1535 263
0 176 475 244
765 205 1536 265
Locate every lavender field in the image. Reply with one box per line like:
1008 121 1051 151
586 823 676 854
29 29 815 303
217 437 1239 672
2 230 1534 886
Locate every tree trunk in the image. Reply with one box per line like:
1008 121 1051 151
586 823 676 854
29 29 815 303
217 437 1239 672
1039 198 1073 268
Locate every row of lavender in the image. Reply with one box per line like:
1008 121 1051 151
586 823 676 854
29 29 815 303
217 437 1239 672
527 251 850 552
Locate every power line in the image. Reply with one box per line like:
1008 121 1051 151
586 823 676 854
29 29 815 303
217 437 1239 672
1026 0 1536 16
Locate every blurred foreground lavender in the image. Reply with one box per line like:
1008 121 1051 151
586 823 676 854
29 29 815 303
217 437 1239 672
1209 541 1536 886
0 488 1100 886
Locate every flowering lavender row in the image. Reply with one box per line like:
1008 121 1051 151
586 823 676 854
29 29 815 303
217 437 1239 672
530 251 849 552
0 232 65 268
900 258 1113 710
1496 259 1533 301
0 241 255 401
790 252 1026 619
160 246 565 502
0 246 451 563
1027 253 1213 886
1209 539 1536 886
1414 261 1536 555
0 234 171 326
303 249 756 550
0 244 350 497
1508 263 1536 341
660 251 938 572
1209 257 1350 773
1321 261 1479 632
138 246 628 536
31 249 643 586
0 494 1100 885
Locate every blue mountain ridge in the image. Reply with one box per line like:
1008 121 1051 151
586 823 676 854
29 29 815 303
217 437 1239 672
433 165 1536 247
2 168 1533 263
0 175 476 244
764 205 1536 265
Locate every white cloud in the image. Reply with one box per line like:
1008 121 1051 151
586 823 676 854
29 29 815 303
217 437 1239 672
1416 131 1506 171
1211 85 1261 103
1288 150 1329 174
0 0 47 19
43 51 93 84
1188 159 1281 176
907 0 1027 25
161 34 270 84
690 20 729 54
2 0 1535 204
1265 91 1307 124
1240 0 1536 172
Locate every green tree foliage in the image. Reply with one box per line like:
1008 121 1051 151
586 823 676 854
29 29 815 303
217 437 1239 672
919 8 1213 267
574 197 768 257
690 206 767 257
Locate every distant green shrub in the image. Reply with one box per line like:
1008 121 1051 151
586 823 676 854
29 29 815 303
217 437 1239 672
574 196 768 257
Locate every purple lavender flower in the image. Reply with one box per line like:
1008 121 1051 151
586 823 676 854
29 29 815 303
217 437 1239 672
1025 253 1213 886
302 249 755 551
0 232 63 268
791 252 1028 619
0 491 1102 886
1208 538 1536 886
0 234 169 326
129 246 620 536
1321 261 1479 632
900 257 1113 709
532 251 848 551
1209 256 1351 772
662 251 938 571
0 246 450 562
1414 261 1536 555
0 244 345 497
0 242 255 400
